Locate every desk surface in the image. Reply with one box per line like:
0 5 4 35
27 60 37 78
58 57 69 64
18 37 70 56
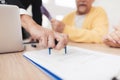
0 43 120 80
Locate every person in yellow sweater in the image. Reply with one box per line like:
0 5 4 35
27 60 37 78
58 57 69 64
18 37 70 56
51 0 108 43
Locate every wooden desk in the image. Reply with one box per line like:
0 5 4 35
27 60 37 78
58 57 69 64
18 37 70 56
69 42 120 56
0 44 51 80
0 43 120 80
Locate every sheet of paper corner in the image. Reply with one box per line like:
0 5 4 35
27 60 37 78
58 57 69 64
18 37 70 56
23 46 120 80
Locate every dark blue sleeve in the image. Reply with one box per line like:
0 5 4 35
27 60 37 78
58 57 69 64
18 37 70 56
5 0 25 9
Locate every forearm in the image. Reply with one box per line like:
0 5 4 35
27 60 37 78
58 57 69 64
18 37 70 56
64 26 108 43
20 14 42 34
51 19 65 33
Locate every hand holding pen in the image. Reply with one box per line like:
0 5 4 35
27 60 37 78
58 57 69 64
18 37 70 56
30 39 67 55
30 31 68 54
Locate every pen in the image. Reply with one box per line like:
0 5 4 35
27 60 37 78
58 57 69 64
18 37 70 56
48 48 51 55
48 39 58 55
23 41 38 44
23 41 38 48
40 5 52 21
65 46 67 54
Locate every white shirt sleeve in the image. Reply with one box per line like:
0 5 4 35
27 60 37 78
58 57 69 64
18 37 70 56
19 8 31 16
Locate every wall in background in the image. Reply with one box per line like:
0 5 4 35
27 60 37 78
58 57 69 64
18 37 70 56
42 0 120 31
93 0 120 31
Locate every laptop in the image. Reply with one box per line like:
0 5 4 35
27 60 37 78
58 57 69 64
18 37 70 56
0 5 24 53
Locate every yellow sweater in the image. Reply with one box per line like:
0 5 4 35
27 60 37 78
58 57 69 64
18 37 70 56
63 7 108 43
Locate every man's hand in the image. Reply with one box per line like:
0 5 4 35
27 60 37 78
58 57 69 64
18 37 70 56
29 24 68 50
51 19 65 33
30 27 68 49
29 25 55 49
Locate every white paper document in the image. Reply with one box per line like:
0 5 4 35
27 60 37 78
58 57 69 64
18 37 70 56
23 46 120 80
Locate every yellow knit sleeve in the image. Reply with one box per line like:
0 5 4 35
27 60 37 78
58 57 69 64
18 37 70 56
63 7 108 43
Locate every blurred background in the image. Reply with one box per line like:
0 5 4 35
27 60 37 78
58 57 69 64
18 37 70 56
28 0 120 32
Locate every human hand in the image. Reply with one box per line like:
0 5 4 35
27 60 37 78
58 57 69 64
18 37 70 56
51 19 65 33
103 26 120 48
103 39 120 48
114 26 120 31
29 24 68 49
29 24 55 49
